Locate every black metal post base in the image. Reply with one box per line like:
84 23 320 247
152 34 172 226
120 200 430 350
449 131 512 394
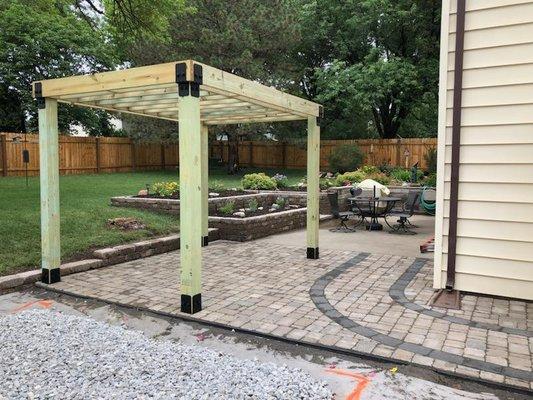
41 268 61 284
307 247 319 259
181 294 202 314
202 236 209 247
366 222 383 231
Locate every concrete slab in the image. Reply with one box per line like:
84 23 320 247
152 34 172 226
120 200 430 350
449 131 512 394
255 215 435 259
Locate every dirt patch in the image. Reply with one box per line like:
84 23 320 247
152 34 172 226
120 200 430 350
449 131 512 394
107 218 146 231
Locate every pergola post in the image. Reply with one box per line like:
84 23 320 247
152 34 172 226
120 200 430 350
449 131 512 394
201 124 209 246
38 96 61 283
306 115 320 259
178 74 203 314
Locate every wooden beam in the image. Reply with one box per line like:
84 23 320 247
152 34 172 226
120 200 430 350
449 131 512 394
39 98 61 283
33 61 188 98
198 62 321 117
306 116 320 259
178 89 203 314
201 124 209 247
204 114 304 125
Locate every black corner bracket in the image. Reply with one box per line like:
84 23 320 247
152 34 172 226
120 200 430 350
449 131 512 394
202 236 209 247
307 247 319 259
181 293 202 314
176 62 203 98
34 82 45 109
42 268 61 284
316 106 324 127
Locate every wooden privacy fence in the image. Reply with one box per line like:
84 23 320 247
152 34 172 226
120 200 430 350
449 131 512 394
0 132 436 177
211 138 437 171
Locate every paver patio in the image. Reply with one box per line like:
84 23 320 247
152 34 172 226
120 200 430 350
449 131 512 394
38 241 533 391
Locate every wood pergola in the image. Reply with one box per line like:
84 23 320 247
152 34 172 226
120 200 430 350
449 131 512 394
33 59 322 314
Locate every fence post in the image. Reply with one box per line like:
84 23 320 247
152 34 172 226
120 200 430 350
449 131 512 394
161 144 166 170
249 142 254 167
131 141 136 172
95 137 101 173
393 139 399 167
282 141 287 168
1 134 7 176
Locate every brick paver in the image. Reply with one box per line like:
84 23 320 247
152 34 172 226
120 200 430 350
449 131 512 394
40 241 533 390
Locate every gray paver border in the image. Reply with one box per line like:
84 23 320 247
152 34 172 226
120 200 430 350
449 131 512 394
310 255 533 383
389 259 533 337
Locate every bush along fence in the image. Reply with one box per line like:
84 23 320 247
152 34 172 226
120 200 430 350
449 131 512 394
0 132 436 177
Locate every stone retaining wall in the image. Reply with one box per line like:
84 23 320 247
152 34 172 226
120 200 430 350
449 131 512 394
209 208 302 242
0 229 219 292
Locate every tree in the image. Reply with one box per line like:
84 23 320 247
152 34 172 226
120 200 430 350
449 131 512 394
0 0 118 133
122 0 304 173
297 0 440 139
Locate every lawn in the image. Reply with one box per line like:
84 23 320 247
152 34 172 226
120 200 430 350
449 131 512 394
0 168 304 276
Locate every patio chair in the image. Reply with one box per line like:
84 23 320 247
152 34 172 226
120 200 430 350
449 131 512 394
328 191 356 232
386 191 420 235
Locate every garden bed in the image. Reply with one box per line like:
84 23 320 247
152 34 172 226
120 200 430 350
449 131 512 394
136 189 249 200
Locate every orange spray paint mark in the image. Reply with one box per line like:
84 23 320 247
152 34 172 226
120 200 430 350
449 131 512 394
11 299 53 313
325 368 371 400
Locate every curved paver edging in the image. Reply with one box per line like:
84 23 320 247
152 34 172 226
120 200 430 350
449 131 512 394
310 254 533 383
389 259 533 338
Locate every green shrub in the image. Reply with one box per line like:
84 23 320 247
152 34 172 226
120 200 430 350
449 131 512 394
219 201 235 215
359 165 379 175
275 196 287 208
424 148 438 174
248 198 259 212
390 168 411 183
366 171 391 185
241 173 277 190
424 173 437 187
335 170 366 186
327 144 364 173
319 177 336 190
272 173 289 188
210 180 225 192
151 181 179 197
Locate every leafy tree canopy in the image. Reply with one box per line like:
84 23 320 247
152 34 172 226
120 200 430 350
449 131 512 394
0 0 118 133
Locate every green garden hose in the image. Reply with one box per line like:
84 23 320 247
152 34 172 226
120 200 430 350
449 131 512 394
420 187 436 215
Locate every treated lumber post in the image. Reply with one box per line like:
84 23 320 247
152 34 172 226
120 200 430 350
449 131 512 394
249 141 254 167
306 115 320 259
38 97 61 283
178 62 203 314
1 134 7 176
201 124 209 246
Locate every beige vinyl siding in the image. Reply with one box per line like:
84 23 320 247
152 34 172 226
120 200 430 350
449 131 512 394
435 0 533 300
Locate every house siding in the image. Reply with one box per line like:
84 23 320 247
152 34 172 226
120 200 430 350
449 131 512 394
435 0 533 300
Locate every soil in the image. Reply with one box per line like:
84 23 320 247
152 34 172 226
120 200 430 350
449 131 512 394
135 189 249 200
107 217 146 231
212 205 301 218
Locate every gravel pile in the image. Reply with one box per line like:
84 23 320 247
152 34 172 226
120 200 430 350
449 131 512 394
0 310 333 399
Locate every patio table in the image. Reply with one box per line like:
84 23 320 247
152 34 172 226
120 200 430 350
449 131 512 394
348 196 401 231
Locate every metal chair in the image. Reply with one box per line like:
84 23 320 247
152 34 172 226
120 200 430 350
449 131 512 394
328 191 356 232
387 191 420 235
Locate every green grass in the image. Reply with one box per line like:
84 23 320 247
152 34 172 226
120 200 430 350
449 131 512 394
0 167 304 276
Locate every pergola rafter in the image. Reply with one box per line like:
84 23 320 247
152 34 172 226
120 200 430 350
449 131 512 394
33 59 322 314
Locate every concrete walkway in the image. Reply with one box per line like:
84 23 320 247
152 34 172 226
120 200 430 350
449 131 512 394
37 239 533 392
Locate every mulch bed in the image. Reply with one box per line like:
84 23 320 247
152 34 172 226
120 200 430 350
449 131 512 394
135 189 249 200
212 205 301 218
